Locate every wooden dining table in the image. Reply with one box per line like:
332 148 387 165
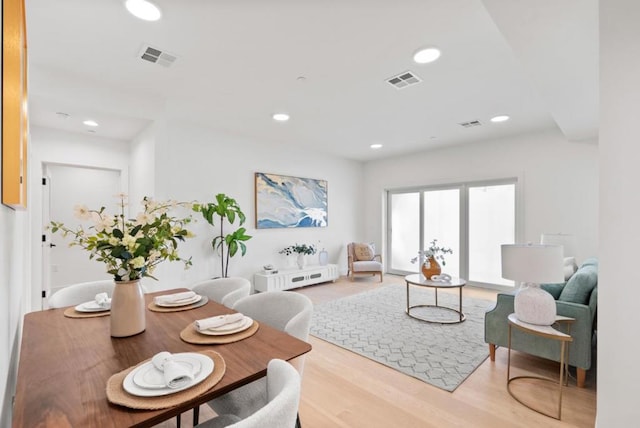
12 288 312 427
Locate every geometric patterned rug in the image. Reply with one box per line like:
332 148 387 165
310 284 493 391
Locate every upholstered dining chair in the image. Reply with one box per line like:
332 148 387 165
191 277 252 308
47 279 114 309
196 359 301 428
193 291 312 426
347 242 383 282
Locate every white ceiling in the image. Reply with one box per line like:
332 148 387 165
25 0 598 161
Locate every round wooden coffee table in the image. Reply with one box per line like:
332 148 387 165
404 274 466 324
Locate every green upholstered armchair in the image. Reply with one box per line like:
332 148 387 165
484 258 598 388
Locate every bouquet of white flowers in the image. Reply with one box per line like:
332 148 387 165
50 194 195 281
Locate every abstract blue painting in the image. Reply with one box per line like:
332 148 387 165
255 173 328 228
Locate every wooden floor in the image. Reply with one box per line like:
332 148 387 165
162 275 597 428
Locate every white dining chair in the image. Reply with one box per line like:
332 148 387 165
47 280 114 309
191 277 252 308
196 359 301 428
194 291 312 426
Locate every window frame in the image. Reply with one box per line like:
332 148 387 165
386 177 521 291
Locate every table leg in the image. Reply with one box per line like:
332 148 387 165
459 287 463 322
558 341 566 419
507 324 512 382
435 287 438 307
406 281 410 313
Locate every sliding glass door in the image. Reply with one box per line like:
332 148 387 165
388 179 517 289
389 192 420 272
423 188 460 277
468 183 515 286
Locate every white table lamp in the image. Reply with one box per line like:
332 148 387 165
540 232 575 257
501 244 564 325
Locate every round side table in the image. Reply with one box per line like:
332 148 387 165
507 313 575 419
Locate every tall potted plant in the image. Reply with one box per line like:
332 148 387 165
193 193 252 278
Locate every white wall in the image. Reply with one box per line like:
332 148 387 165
146 119 364 292
0 205 27 428
598 1 640 424
129 122 156 210
29 126 130 310
362 129 599 265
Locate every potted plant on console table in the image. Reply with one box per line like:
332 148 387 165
280 243 317 269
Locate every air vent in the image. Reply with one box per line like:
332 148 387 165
459 120 482 128
138 45 177 67
386 71 422 89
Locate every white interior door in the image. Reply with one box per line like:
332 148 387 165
42 166 52 306
46 164 122 295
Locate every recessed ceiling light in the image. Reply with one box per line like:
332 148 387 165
370 144 383 149
125 0 162 21
83 119 99 127
490 115 510 123
413 47 441 64
272 113 290 122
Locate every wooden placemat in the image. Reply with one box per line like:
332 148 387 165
180 321 260 345
106 350 225 410
63 307 110 318
147 296 209 313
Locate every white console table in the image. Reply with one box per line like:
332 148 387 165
254 264 339 292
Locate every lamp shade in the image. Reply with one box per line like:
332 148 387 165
501 244 564 284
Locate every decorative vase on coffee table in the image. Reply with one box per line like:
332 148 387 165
296 254 305 269
421 256 441 280
110 279 146 337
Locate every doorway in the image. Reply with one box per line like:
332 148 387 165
43 164 122 301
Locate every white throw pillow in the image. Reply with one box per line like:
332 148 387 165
563 257 578 281
354 243 375 261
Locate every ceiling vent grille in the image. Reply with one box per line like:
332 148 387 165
459 120 482 128
386 71 422 89
138 45 177 67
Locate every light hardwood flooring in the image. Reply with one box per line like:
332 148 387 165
162 275 597 428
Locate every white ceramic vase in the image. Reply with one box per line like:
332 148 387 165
318 250 329 266
514 283 556 326
110 279 146 337
296 254 305 269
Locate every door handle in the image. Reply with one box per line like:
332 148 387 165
49 243 56 248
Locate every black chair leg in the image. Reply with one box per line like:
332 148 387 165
176 414 181 428
295 412 302 428
193 405 200 426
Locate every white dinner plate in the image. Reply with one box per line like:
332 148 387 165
123 353 214 397
155 294 202 307
198 316 254 336
75 300 111 312
132 354 203 389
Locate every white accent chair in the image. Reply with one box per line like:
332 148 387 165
197 291 312 425
191 277 251 308
196 359 301 428
48 280 114 309
347 242 383 282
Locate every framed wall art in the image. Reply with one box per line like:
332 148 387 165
2 0 28 209
255 172 328 229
